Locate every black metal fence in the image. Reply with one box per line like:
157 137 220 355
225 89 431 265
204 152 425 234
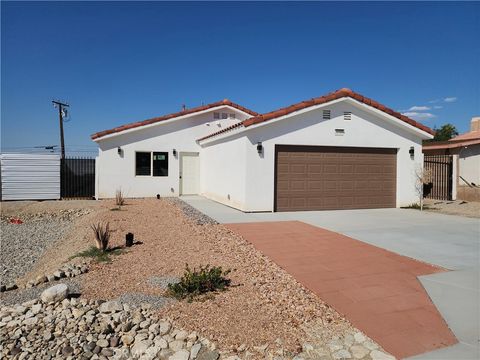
61 157 95 199
424 155 453 201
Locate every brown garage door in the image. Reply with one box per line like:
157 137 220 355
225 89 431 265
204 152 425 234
275 145 397 211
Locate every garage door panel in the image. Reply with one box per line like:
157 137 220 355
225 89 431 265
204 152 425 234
275 146 396 211
290 180 306 190
308 180 326 190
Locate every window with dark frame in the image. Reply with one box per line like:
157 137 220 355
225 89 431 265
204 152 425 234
135 152 151 176
153 152 169 176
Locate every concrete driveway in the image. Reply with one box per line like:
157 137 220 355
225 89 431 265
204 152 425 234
182 195 479 359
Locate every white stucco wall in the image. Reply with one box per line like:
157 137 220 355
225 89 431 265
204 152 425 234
201 99 429 211
199 135 248 210
458 144 480 184
94 106 250 198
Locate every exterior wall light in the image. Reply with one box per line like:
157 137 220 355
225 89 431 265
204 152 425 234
257 142 263 155
409 146 414 159
173 149 177 157
117 147 122 155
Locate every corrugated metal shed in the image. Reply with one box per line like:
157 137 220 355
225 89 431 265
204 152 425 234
0 153 60 200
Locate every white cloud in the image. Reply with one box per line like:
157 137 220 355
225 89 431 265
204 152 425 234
402 112 436 120
428 99 440 104
444 97 457 103
433 105 443 109
408 106 431 111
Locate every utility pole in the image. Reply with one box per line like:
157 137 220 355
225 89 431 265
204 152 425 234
52 100 69 159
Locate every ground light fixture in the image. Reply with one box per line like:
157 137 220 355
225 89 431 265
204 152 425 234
126 232 134 247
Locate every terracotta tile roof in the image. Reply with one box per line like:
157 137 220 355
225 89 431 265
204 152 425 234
423 138 480 150
450 130 480 141
199 88 435 142
242 88 434 134
197 122 245 142
91 99 258 140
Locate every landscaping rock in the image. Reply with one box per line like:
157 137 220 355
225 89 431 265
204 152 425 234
370 350 396 360
97 339 109 348
40 283 69 303
190 343 202 359
169 349 190 360
132 339 153 356
170 340 186 352
353 332 366 344
121 334 134 346
196 348 219 360
332 349 352 359
350 345 369 359
99 300 123 313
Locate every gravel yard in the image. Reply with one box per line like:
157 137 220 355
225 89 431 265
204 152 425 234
424 198 480 218
0 217 73 285
0 198 391 359
77 198 373 356
1 201 101 287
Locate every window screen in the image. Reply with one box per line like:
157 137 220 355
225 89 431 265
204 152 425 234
153 152 168 176
136 152 151 176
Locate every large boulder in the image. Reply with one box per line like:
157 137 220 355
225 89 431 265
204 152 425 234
40 284 69 303
99 300 124 313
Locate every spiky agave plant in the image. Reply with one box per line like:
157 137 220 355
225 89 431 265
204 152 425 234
91 222 111 251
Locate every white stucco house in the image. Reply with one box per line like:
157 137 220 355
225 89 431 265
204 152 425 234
423 117 480 202
92 88 434 212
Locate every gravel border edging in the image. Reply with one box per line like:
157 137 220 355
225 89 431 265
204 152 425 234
166 198 218 225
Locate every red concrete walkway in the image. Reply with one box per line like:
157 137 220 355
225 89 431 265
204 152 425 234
226 221 457 359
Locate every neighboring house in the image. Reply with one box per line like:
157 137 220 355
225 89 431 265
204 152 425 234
91 88 434 212
423 117 480 202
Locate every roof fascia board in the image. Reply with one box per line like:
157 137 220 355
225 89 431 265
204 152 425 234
94 105 251 142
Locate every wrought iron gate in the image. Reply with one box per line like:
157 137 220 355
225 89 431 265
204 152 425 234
423 155 453 201
61 157 95 199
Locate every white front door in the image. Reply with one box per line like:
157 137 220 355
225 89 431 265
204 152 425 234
180 153 200 195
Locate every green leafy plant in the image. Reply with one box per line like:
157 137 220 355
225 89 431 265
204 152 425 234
167 264 231 300
70 246 123 263
91 222 111 251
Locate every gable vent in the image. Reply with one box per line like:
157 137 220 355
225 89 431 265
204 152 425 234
323 110 331 120
344 111 352 121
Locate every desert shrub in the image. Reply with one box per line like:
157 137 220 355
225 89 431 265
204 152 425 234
401 203 434 210
167 264 231 300
115 189 125 206
401 203 422 210
91 222 111 251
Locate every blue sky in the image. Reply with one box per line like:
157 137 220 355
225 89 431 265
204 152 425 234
2 1 479 154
